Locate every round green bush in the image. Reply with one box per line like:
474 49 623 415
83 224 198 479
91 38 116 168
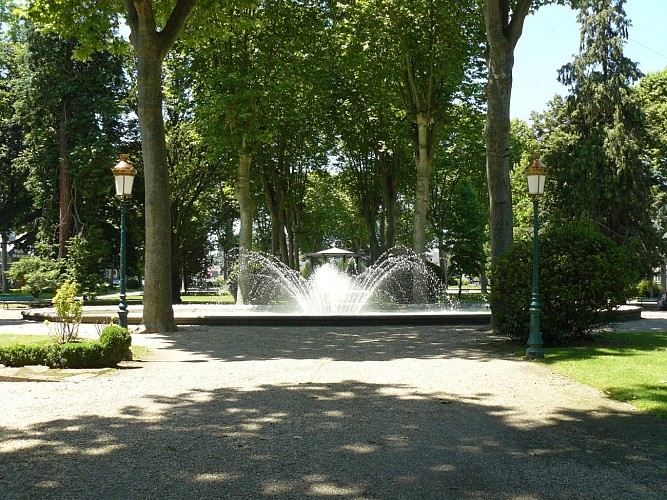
99 325 132 364
127 278 141 290
491 222 637 345
48 341 103 369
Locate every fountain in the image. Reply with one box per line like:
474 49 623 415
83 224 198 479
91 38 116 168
21 248 491 327
223 248 490 326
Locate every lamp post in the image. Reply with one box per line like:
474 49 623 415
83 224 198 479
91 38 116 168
525 158 547 359
112 155 136 328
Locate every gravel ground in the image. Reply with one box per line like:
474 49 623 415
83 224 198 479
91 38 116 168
0 308 665 499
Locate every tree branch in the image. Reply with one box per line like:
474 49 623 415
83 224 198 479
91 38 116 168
158 0 198 59
507 0 533 49
123 0 139 41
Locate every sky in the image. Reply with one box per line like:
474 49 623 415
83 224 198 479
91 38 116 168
511 0 667 121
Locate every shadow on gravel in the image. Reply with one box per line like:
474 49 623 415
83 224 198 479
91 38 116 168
0 381 665 499
140 324 511 363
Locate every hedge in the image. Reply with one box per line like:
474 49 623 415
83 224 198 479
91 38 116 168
0 325 132 369
491 221 637 346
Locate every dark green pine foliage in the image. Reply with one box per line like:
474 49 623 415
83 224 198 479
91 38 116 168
0 26 34 287
12 22 130 291
539 0 660 272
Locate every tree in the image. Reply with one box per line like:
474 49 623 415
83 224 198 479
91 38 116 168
299 170 367 255
0 19 33 292
483 0 534 270
536 0 659 274
429 104 487 281
446 179 487 297
190 0 331 301
385 1 483 255
163 52 224 302
28 0 198 332
633 68 667 281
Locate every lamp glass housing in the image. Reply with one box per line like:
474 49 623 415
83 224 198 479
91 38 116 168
114 174 135 197
112 155 136 197
525 159 547 196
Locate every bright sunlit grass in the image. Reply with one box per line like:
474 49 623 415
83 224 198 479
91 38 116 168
541 332 667 417
0 334 53 346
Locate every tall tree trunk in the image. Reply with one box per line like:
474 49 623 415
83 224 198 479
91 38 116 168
260 170 287 262
381 171 397 251
363 208 380 264
170 207 182 304
412 113 434 256
1 233 8 293
235 150 253 304
124 0 197 331
484 0 532 330
484 0 532 268
136 48 176 330
485 47 514 269
58 121 72 259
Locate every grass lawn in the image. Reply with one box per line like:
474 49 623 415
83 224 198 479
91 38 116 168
86 293 235 306
539 332 667 417
180 294 235 305
0 334 53 346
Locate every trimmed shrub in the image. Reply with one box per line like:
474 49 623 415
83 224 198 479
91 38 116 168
127 278 141 290
0 326 131 369
492 222 637 345
99 325 132 364
0 343 50 367
47 341 104 369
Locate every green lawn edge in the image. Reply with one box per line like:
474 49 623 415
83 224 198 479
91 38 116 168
526 332 667 417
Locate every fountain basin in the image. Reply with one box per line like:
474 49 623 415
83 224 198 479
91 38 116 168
21 304 492 327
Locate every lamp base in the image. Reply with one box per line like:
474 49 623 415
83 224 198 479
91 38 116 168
117 309 128 329
526 346 545 359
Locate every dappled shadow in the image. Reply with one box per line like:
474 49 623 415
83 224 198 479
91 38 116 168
605 384 667 417
0 381 664 499
138 324 508 363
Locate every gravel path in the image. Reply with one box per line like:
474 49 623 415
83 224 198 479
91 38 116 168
0 309 665 499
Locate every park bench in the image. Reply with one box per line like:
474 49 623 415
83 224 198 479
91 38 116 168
0 295 40 309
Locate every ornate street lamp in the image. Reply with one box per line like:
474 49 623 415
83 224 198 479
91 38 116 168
525 158 547 359
112 155 136 328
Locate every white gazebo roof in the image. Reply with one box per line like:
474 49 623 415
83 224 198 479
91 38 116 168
305 247 360 258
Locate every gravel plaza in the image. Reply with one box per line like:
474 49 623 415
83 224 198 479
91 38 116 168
0 307 665 499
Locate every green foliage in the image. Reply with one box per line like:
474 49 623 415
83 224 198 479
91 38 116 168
0 26 34 243
445 179 487 286
127 278 141 289
50 341 104 369
300 171 367 254
64 231 110 298
492 222 637 345
98 324 132 364
47 281 83 344
636 279 661 298
534 1 661 271
6 255 59 297
227 264 239 302
0 342 50 367
0 325 131 368
9 16 132 286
